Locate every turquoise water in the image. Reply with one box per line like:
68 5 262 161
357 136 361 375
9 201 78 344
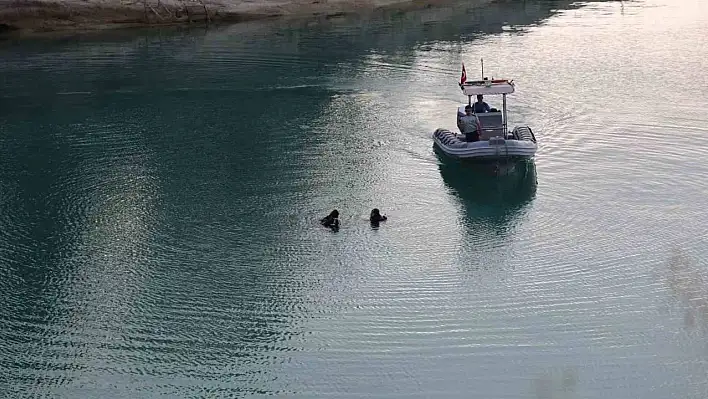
2 0 708 397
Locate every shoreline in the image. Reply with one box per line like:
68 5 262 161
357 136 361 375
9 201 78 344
0 0 483 38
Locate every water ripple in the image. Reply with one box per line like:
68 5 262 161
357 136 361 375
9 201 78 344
2 0 708 398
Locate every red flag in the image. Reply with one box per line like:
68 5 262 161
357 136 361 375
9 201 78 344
460 63 467 85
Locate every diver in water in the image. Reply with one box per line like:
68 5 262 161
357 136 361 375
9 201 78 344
320 209 340 230
369 208 387 227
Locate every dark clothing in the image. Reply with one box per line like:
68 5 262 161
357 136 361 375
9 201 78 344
370 215 386 228
320 216 339 229
473 101 491 113
370 215 387 223
370 210 387 228
465 131 480 142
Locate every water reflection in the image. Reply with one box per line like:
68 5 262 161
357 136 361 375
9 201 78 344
665 249 708 334
437 155 537 239
533 366 579 399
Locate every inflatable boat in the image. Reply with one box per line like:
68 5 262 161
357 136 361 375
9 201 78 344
432 69 537 161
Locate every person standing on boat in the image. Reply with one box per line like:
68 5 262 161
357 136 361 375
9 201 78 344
472 94 491 113
459 105 480 142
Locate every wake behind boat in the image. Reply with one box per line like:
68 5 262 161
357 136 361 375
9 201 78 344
432 62 537 161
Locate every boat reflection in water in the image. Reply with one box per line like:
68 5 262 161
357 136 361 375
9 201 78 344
437 155 538 241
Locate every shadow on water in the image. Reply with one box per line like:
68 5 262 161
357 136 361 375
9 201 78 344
665 248 708 334
436 152 537 237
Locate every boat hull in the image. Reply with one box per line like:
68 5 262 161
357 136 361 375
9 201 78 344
432 127 537 160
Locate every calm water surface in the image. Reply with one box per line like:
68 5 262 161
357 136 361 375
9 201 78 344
2 0 708 397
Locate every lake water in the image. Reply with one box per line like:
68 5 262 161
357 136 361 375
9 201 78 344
2 0 708 397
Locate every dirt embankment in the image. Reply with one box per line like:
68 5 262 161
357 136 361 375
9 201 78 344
0 0 485 36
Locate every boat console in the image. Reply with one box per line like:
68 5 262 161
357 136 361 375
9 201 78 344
475 112 505 140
